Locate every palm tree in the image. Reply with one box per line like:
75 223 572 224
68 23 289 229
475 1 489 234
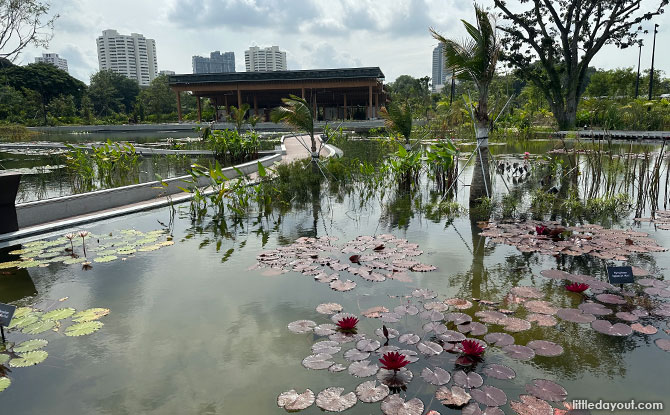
271 95 318 160
229 103 250 132
431 5 500 206
379 101 413 150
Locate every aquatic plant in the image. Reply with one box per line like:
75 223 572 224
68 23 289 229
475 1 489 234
335 316 358 332
65 232 76 251
379 351 410 372
459 339 485 357
566 283 589 293
78 230 89 256
207 129 259 164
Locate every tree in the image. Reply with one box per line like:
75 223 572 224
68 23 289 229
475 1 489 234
0 0 58 61
88 70 139 116
387 75 431 118
1 62 85 124
140 74 176 122
228 103 250 131
494 0 668 130
379 101 413 149
431 5 501 206
271 95 317 160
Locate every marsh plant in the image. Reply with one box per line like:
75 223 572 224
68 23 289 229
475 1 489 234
64 140 140 192
206 129 260 164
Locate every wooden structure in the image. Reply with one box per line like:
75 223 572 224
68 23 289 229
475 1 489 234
168 67 386 122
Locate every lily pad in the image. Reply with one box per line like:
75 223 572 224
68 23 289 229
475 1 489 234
630 323 658 335
93 255 118 263
314 324 338 336
10 314 41 329
483 364 516 380
377 368 413 388
471 385 507 407
330 279 356 292
277 389 315 411
524 300 558 315
9 350 48 367
453 370 483 389
22 319 56 335
64 321 104 337
381 395 424 415
13 339 48 353
344 348 370 361
578 302 612 316
72 308 110 322
356 339 381 352
302 353 334 370
556 308 596 324
655 338 670 351
502 345 535 360
595 293 626 305
42 308 76 321
312 341 341 355
527 340 564 357
439 330 467 343
355 380 389 403
0 377 10 393
315 387 357 412
501 317 532 332
509 394 553 415
525 379 568 402
288 320 316 334
421 367 451 385
417 341 443 356
348 360 379 377
399 333 420 345
591 320 633 336
435 385 471 407
445 298 473 310
526 314 558 327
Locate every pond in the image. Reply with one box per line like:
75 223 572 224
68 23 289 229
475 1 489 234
0 137 669 414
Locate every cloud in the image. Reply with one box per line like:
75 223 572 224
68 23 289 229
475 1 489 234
298 42 362 68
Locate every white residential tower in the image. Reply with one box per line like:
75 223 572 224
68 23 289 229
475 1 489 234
244 46 287 72
96 29 158 86
35 53 69 73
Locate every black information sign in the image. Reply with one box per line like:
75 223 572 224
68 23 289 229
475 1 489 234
607 266 635 284
0 302 16 327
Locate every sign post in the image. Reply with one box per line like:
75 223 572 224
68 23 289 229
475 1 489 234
607 266 635 288
0 302 16 344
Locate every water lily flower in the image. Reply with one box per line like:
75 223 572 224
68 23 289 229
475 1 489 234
336 316 358 332
65 233 76 251
566 283 589 293
379 351 410 372
79 231 90 256
536 225 549 236
459 339 485 357
523 151 530 160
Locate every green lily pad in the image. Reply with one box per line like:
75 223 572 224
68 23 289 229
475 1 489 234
22 319 57 335
42 308 76 321
12 307 34 319
117 248 136 255
0 354 9 365
72 308 110 322
8 249 31 255
17 260 45 268
0 261 21 269
63 257 87 265
13 339 48 353
9 350 48 367
138 244 161 252
0 377 10 392
37 251 61 259
94 255 118 263
65 321 103 336
10 314 41 329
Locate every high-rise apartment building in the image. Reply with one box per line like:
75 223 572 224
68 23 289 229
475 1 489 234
192 51 235 74
35 53 69 72
96 29 157 86
432 43 452 93
244 46 287 72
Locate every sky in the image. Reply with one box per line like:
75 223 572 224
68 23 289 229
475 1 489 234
17 0 670 85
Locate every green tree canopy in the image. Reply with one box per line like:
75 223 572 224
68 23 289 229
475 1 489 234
88 70 140 116
139 75 176 122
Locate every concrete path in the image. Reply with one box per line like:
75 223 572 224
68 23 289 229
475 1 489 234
555 130 670 139
0 134 338 245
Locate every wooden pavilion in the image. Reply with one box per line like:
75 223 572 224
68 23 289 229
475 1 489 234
168 67 386 122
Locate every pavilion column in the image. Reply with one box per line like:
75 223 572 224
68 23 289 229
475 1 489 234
374 93 378 118
254 95 258 116
237 89 242 108
213 100 218 122
368 85 373 120
224 95 229 119
343 94 347 120
301 87 305 99
313 92 317 121
176 91 182 122
197 96 202 123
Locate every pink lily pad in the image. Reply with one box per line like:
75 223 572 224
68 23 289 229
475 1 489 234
435 386 471 407
348 360 379 377
483 364 516 380
421 367 451 385
330 279 356 292
502 344 535 360
595 293 626 304
510 286 543 299
483 332 515 347
453 370 484 388
302 353 334 370
417 341 443 356
630 323 658 335
591 320 633 336
446 312 472 325
524 300 559 315
527 340 564 357
471 385 507 407
315 387 357 412
355 380 389 403
377 368 413 388
277 388 315 411
344 348 370 361
288 320 316 334
502 317 532 332
356 339 381 352
412 288 437 299
577 302 612 316
381 395 424 415
438 330 467 343
316 303 344 315
526 313 558 327
556 308 596 324
525 379 568 402
655 338 670 351
399 333 420 345
314 324 337 336
510 394 553 415
445 298 473 309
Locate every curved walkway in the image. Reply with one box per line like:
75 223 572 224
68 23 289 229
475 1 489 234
0 134 339 245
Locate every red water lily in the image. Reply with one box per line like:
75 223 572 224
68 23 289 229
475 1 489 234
336 316 359 331
536 225 549 236
460 339 485 357
566 283 589 293
379 351 410 372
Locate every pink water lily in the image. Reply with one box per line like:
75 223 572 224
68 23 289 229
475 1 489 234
565 283 589 293
460 339 485 357
379 351 410 372
335 316 358 332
